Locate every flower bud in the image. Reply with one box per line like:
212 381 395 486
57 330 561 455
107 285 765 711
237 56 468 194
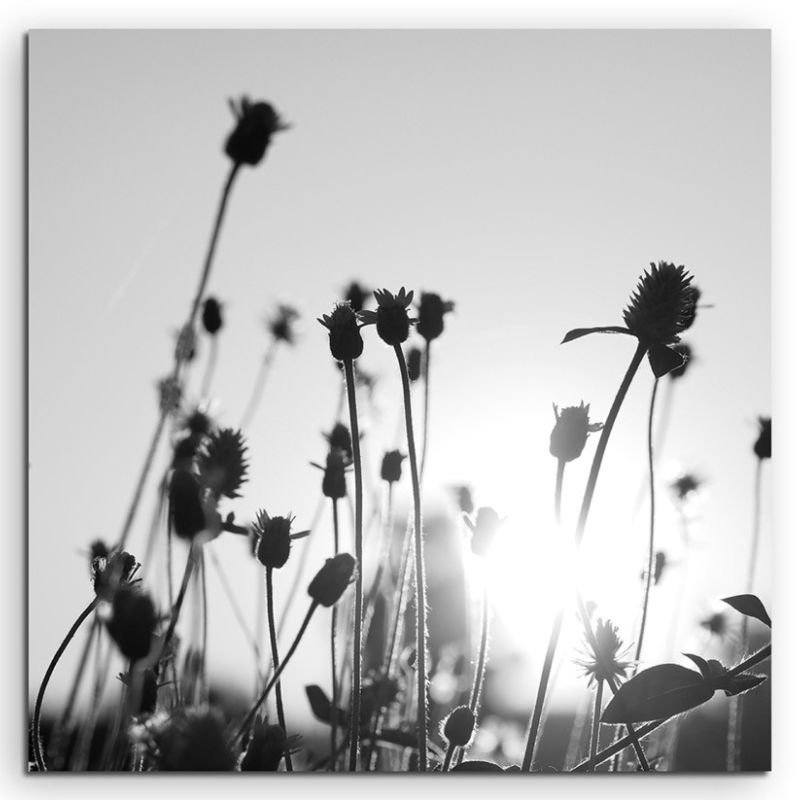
106 586 157 662
325 423 353 464
466 507 503 557
406 347 422 383
344 281 370 313
754 417 771 460
318 302 364 361
380 450 406 484
549 402 602 463
308 553 356 607
225 98 286 167
443 705 475 747
202 297 223 335
169 469 207 540
417 292 454 342
92 550 138 602
322 449 348 500
359 288 415 346
253 511 293 570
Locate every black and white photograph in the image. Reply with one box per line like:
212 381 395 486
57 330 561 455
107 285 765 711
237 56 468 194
26 28 771 775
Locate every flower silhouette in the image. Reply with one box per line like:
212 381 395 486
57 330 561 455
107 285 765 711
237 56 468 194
225 97 288 167
359 287 416 346
318 302 364 361
562 262 696 377
754 417 771 460
416 291 455 342
576 619 631 686
550 402 603 463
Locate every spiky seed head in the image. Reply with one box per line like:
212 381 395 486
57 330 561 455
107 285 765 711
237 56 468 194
253 510 293 570
550 401 603 463
199 428 249 499
318 302 364 361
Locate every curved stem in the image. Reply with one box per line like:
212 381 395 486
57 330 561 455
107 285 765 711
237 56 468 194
240 342 277 430
521 457 567 771
31 597 100 772
442 741 457 773
343 358 364 772
727 457 765 770
234 600 318 747
635 378 659 664
330 499 340 771
589 680 604 772
266 568 292 771
575 341 648 546
393 343 428 771
420 340 431 480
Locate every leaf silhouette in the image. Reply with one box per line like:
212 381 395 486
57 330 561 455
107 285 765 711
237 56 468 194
682 653 711 679
561 325 632 344
647 342 687 378
451 760 504 772
601 664 714 724
721 594 772 628
305 685 347 727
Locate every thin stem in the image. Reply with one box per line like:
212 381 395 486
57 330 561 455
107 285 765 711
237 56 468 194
240 342 278 430
157 543 198 665
116 162 241 551
362 483 393 647
234 600 318 747
442 741 457 773
571 644 772 772
456 575 490 765
393 343 428 771
727 457 765 770
200 335 219 398
31 597 100 772
635 378 660 664
266 568 292 771
330 498 340 771
199 550 209 704
343 358 364 772
277 496 325 641
576 341 648 546
420 340 431 480
589 680 605 772
521 457 567 772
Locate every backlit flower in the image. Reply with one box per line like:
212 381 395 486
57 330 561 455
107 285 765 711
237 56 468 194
199 428 249 499
416 292 455 342
576 619 631 686
562 262 696 378
464 507 503 557
344 281 370 313
253 510 293 570
308 553 356 607
549 402 603 463
406 346 422 383
106 586 157 662
268 304 301 346
359 287 416 346
318 302 364 361
202 297 223 335
225 97 288 167
754 417 771 460
380 450 406 484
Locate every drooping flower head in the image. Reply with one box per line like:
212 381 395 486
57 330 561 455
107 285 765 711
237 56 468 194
308 553 356 607
318 302 364 361
344 281 370 313
199 428 249 499
416 291 455 342
380 449 406 484
754 417 771 460
92 550 139 602
359 287 416 346
225 97 288 167
549 401 603 463
576 618 631 686
202 297 223 335
268 304 301 346
253 510 294 570
562 261 696 378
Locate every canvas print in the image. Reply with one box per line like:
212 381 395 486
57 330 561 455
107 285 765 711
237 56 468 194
28 30 771 773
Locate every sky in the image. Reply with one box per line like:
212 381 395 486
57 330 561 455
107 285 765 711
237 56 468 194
28 30 770 739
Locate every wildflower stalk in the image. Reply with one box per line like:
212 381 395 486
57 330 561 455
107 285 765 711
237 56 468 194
158 542 199 664
116 163 241 551
31 597 100 772
240 341 278 430
588 680 604 772
361 482 393 646
521 459 567 771
330 498 340 770
343 358 364 771
199 550 209 704
727 457 766 770
576 341 648 546
393 343 428 771
234 600 318 746
442 741 457 773
571 644 772 772
634 378 660 664
265 566 293 771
